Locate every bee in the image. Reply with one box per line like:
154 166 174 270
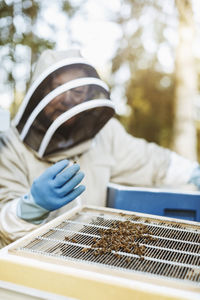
71 238 77 243
81 248 89 253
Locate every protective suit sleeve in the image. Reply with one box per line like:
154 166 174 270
105 119 198 188
17 193 50 224
162 152 198 186
188 164 200 190
0 199 39 247
0 127 49 245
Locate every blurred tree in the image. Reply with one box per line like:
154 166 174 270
0 0 53 117
111 0 199 156
111 0 176 149
122 69 174 147
0 0 79 118
172 0 198 160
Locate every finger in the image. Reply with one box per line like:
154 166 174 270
44 160 69 179
54 164 81 187
58 172 85 196
60 185 86 206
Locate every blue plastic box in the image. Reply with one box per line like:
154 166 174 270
107 183 200 222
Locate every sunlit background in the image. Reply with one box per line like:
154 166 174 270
0 0 200 159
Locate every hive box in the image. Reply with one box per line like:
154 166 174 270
107 183 200 222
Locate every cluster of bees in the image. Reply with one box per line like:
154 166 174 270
81 219 154 262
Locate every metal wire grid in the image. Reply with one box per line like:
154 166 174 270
13 209 200 284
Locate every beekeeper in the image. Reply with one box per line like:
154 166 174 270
0 49 199 247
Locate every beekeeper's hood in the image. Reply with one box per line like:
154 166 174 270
13 49 115 157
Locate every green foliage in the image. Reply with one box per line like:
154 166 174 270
118 69 174 148
62 0 79 18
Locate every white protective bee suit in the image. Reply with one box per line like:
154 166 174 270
0 49 198 247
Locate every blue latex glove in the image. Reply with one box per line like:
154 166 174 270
188 165 200 190
17 160 85 224
31 160 85 211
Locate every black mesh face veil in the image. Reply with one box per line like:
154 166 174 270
41 106 114 156
15 60 115 157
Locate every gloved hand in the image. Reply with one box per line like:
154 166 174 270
31 160 85 210
188 165 200 190
17 160 85 224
